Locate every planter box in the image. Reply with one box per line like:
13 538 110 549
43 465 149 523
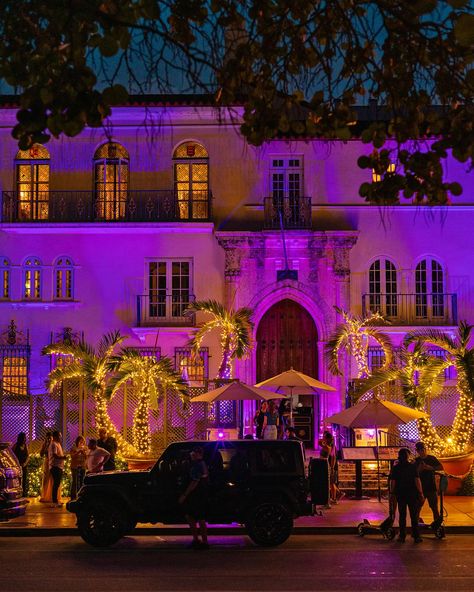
126 458 157 471
439 451 474 495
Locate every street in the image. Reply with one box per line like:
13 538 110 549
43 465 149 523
1 534 473 592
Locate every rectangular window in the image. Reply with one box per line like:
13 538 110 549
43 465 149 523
1 350 29 396
147 260 192 322
24 269 41 299
129 347 161 360
55 269 73 299
175 347 208 384
1 270 9 299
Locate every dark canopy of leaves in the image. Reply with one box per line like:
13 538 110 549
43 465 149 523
0 0 472 205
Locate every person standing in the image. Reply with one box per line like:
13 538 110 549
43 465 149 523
414 441 444 527
48 431 66 508
12 432 29 497
254 401 268 440
262 400 279 440
97 427 117 471
389 447 424 543
39 432 53 503
86 439 111 474
179 446 210 550
70 435 87 499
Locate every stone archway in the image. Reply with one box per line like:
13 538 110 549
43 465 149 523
256 299 319 443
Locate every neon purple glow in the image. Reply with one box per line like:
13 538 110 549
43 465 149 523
218 431 225 439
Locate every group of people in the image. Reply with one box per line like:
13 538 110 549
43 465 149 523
319 430 344 505
389 441 444 543
254 400 297 440
36 427 117 506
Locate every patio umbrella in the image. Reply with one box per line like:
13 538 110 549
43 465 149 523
190 381 286 403
325 398 428 501
255 368 336 423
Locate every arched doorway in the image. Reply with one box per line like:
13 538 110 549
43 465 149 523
256 299 319 443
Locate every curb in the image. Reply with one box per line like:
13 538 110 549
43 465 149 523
0 525 472 537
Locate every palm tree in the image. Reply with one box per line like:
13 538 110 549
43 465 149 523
325 307 394 379
351 342 446 453
105 350 188 455
187 299 254 379
42 330 138 456
405 321 474 454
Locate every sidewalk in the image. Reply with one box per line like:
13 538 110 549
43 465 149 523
1 496 473 536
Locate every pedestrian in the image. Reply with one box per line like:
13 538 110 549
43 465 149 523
414 441 444 528
86 439 111 474
12 432 29 497
389 447 424 543
39 431 53 503
319 431 343 504
262 400 279 440
254 401 268 439
48 431 67 508
178 446 210 550
70 435 87 499
97 427 117 471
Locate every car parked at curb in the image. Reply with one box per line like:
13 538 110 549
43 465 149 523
67 439 313 547
0 442 29 520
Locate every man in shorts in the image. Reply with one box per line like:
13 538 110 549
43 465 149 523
178 446 209 549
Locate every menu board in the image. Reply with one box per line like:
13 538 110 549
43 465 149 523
376 447 400 460
342 447 376 460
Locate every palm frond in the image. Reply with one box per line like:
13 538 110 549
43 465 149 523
189 319 221 352
418 358 451 398
186 299 228 320
352 368 402 399
456 350 474 398
364 328 394 368
325 326 352 375
404 328 457 353
45 362 85 392
97 330 127 358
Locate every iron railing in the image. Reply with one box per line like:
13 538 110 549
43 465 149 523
1 190 211 223
136 294 196 327
263 196 312 229
362 293 457 326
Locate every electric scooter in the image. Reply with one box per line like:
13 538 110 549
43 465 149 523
357 493 397 540
417 470 448 540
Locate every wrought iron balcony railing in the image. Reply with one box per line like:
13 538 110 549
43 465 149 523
362 293 458 326
1 190 211 223
263 196 312 229
136 294 196 327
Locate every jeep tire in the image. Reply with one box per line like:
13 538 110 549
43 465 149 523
245 500 293 547
77 498 128 547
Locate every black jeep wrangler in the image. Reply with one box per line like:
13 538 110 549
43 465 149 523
67 439 312 547
0 442 29 520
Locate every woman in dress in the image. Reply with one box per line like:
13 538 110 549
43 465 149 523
39 431 53 503
12 432 29 497
254 401 268 440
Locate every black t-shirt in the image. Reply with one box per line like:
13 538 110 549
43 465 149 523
415 455 442 494
97 436 117 470
389 461 419 497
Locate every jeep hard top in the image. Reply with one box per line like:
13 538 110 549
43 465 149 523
67 439 313 547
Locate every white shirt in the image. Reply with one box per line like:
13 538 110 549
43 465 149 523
86 447 110 473
48 441 65 470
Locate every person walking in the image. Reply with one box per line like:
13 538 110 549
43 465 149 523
389 447 424 543
39 432 53 503
254 401 268 440
414 441 444 528
12 432 29 497
86 439 111 474
70 435 87 499
262 400 279 440
179 446 210 550
97 428 117 471
48 431 66 508
319 431 343 505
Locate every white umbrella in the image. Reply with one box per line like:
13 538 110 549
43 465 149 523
255 368 336 423
191 381 286 403
326 398 428 501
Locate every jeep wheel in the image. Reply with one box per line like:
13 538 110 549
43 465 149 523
245 501 293 547
77 500 128 547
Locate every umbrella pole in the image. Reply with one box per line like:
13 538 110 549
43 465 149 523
289 386 294 426
376 425 381 502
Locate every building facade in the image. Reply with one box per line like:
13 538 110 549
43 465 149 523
0 98 472 451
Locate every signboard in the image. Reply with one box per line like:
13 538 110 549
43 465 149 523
342 447 376 461
376 447 400 461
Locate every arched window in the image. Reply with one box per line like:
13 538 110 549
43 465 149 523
54 257 74 300
415 258 445 319
23 257 42 300
15 144 50 220
368 259 398 318
173 141 209 220
94 142 129 220
0 258 11 300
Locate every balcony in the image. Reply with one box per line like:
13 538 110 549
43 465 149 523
1 190 211 223
362 293 458 326
136 294 196 327
263 196 312 229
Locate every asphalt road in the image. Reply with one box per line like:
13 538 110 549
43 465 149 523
1 534 473 592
